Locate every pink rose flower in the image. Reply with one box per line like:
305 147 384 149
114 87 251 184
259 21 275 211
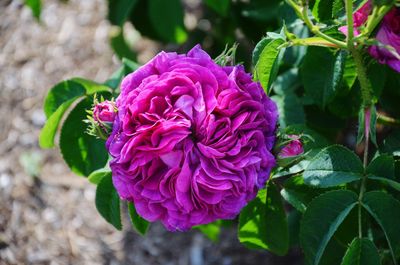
278 135 304 158
339 1 372 36
369 8 400 72
340 1 400 72
106 45 278 231
93 100 116 123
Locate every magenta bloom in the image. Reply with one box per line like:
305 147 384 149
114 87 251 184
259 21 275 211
369 8 400 72
340 2 400 72
278 135 304 159
339 1 372 36
93 100 116 123
106 45 278 231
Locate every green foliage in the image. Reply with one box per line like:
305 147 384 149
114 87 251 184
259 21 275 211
204 0 230 17
59 98 108 176
362 191 400 264
88 168 112 184
25 0 41 20
271 69 305 127
253 32 286 94
194 221 222 242
40 79 111 148
383 130 400 156
301 48 346 109
148 0 187 44
303 145 363 188
38 0 400 263
340 238 381 265
300 190 358 265
280 175 324 213
128 202 150 235
239 181 289 255
110 27 136 61
95 173 122 230
312 0 336 21
107 0 138 26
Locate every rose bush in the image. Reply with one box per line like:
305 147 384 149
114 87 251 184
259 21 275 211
340 1 400 72
106 45 278 231
39 0 400 263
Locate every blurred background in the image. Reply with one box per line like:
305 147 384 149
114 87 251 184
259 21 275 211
0 0 302 264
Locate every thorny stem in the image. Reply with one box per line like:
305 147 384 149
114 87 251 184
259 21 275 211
345 0 355 50
345 0 373 239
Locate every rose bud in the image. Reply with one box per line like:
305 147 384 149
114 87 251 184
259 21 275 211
278 135 304 159
93 100 116 123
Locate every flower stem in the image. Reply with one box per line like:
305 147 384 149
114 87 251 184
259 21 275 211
301 5 347 48
285 0 347 48
345 0 372 240
289 37 342 48
352 49 373 107
345 0 355 49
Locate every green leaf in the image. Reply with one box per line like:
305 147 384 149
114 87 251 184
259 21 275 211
110 27 136 61
382 129 400 157
301 48 346 108
44 78 110 118
122 58 140 72
59 98 108 176
367 154 395 180
239 181 289 255
368 62 387 100
253 32 286 94
241 4 280 21
128 202 150 235
39 97 82 148
104 66 125 90
343 56 357 89
148 0 187 43
303 145 363 187
104 58 140 90
95 173 122 230
273 68 299 96
272 92 305 128
281 175 324 213
312 0 335 21
107 0 138 26
25 0 41 20
362 191 400 264
332 0 345 17
204 0 230 17
88 168 111 185
340 238 381 265
288 210 301 246
300 190 358 265
41 79 111 148
194 221 221 242
372 0 396 7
